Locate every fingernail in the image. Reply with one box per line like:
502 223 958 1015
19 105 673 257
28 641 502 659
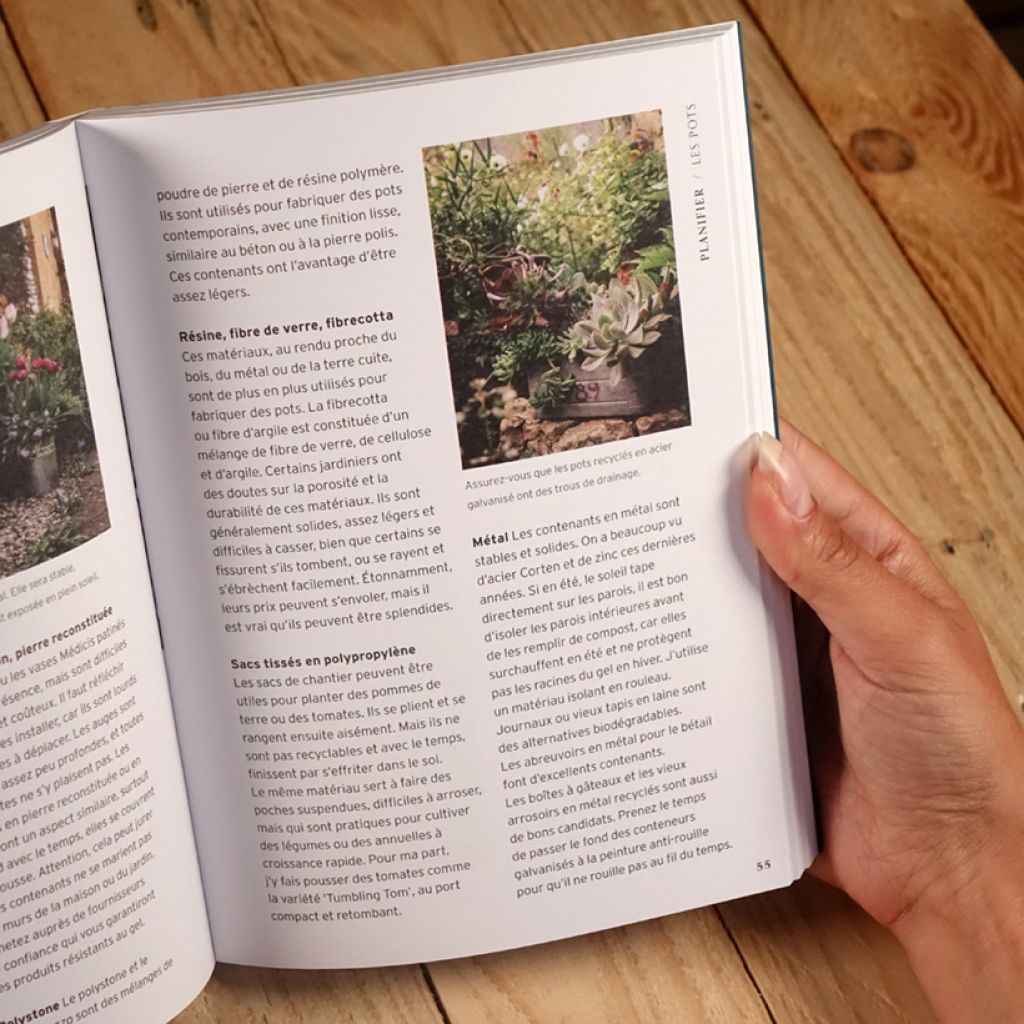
756 432 814 520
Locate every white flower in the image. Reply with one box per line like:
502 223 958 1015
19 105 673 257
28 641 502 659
0 301 14 340
458 148 473 164
489 153 508 170
572 133 591 152
536 184 549 202
558 143 568 156
516 196 528 209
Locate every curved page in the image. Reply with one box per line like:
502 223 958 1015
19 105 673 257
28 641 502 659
77 25 814 967
0 129 212 1021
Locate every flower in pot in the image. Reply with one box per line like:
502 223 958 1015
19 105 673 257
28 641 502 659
0 353 65 496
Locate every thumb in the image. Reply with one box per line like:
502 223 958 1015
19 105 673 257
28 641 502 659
746 433 933 675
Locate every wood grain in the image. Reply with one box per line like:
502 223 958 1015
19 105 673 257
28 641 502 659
747 0 1024 437
171 963 443 1023
428 910 772 1023
0 0 293 115
253 0 530 82
0 12 43 139
1 1 1021 1022
718 878 938 1024
735 13 1024 719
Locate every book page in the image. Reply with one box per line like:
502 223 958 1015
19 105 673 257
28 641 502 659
0 129 212 1021
78 25 815 968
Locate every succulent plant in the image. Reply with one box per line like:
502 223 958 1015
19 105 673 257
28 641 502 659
566 270 673 385
527 364 577 409
480 252 587 331
491 327 563 384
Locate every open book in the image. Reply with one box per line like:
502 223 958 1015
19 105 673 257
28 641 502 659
0 22 814 1024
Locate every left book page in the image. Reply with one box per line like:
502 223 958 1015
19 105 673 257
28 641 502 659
0 128 212 1024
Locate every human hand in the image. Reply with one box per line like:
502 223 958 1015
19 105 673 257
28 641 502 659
747 420 1024 1024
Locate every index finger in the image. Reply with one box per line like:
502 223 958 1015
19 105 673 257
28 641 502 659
778 419 955 608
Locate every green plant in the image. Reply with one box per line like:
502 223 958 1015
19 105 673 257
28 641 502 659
427 114 682 463
2 407 57 459
18 307 93 454
10 305 85 405
456 378 518 467
27 490 84 565
0 222 29 309
0 338 15 388
491 327 566 384
481 254 586 334
517 126 670 280
30 518 85 565
566 270 674 385
635 227 676 276
527 365 577 409
426 142 523 331
489 327 579 410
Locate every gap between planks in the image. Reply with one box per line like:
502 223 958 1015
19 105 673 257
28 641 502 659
714 905 780 1024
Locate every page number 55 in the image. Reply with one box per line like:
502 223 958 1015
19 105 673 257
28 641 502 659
756 859 772 872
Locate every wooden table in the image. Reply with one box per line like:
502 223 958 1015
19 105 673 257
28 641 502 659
3 2 1021 1020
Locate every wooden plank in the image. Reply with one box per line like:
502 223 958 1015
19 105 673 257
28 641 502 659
747 0 1024 436
171 963 443 1024
1 0 293 116
428 912 772 1024
718 878 938 1024
0 13 44 139
729 4 1024 721
253 0 530 82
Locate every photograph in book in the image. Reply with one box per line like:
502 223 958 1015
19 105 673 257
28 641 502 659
0 208 109 579
424 110 691 470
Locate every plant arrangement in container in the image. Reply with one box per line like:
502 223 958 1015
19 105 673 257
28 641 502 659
0 301 93 496
0 334 67 496
0 211 110 580
425 111 690 468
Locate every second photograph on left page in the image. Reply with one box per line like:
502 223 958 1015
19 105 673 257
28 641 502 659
0 127 213 1024
0 205 110 578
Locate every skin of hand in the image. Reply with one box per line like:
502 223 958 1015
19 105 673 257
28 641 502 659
746 420 1024 1024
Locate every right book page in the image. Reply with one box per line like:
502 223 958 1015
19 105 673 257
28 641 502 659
77 22 815 967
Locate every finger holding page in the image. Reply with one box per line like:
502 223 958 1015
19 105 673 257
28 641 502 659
746 432 940 686
747 427 1024 1024
777 419 953 607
